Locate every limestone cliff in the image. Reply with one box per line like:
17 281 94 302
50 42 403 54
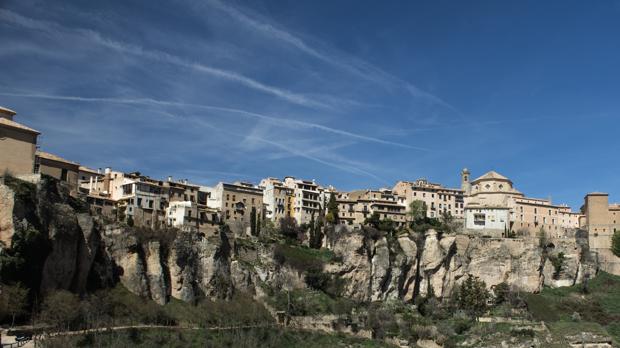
0 177 600 307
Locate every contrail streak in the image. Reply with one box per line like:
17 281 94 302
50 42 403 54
0 91 429 151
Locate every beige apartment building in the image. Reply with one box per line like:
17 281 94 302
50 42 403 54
260 177 294 222
82 169 216 230
463 170 581 237
0 106 39 177
283 177 325 225
206 181 264 231
582 193 620 275
35 151 80 194
337 189 407 227
393 178 465 219
84 169 168 228
78 166 103 187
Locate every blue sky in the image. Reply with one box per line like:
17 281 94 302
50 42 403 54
1 0 620 209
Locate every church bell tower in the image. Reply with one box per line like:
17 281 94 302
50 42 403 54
461 168 471 195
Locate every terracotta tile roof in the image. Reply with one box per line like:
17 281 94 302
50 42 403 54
473 170 511 182
0 117 40 134
36 151 80 166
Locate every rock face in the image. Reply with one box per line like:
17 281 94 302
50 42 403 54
0 177 601 306
319 227 597 302
0 183 15 246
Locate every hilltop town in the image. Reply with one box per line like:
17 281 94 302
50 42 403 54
2 105 620 347
2 105 618 276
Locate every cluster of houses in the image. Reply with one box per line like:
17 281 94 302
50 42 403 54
1 105 619 274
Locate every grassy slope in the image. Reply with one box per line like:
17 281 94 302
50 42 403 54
42 328 393 348
525 271 620 344
38 285 392 348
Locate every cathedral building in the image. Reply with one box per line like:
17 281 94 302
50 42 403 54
462 169 581 237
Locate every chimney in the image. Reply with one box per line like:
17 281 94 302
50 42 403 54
168 176 173 182
0 106 17 121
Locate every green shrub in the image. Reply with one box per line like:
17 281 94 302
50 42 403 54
550 252 565 279
456 275 490 320
273 244 334 273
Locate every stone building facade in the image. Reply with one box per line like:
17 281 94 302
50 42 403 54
0 106 39 177
582 192 620 275
206 181 264 232
283 177 325 225
35 151 80 195
335 189 407 227
260 177 294 222
392 178 465 219
463 170 581 237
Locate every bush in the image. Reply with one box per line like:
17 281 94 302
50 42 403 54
270 288 353 316
305 268 330 291
273 244 333 273
550 252 565 279
279 216 303 241
612 229 620 257
456 275 490 320
304 269 345 297
493 282 511 305
40 290 81 331
0 282 28 326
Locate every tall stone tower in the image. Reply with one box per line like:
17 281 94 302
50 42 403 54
461 168 471 195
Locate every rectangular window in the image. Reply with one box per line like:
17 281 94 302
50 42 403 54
474 213 486 226
61 168 68 181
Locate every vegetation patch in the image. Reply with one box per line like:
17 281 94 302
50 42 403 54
40 327 393 348
265 287 356 316
525 272 620 344
273 244 335 273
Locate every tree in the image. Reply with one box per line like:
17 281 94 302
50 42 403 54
126 215 134 227
456 275 490 320
326 192 339 224
250 207 257 236
537 228 547 248
256 213 261 236
261 219 277 236
308 212 324 249
550 252 565 279
364 212 381 229
40 290 81 331
612 229 620 258
279 216 301 240
492 282 510 305
439 211 459 234
408 200 427 221
0 282 28 327
408 200 442 234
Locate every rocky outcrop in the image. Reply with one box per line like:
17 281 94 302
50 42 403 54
327 232 372 301
0 176 601 307
0 183 15 246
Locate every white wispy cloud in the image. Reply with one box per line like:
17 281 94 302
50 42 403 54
176 116 388 183
0 9 329 109
0 91 427 150
204 0 459 113
0 90 387 182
